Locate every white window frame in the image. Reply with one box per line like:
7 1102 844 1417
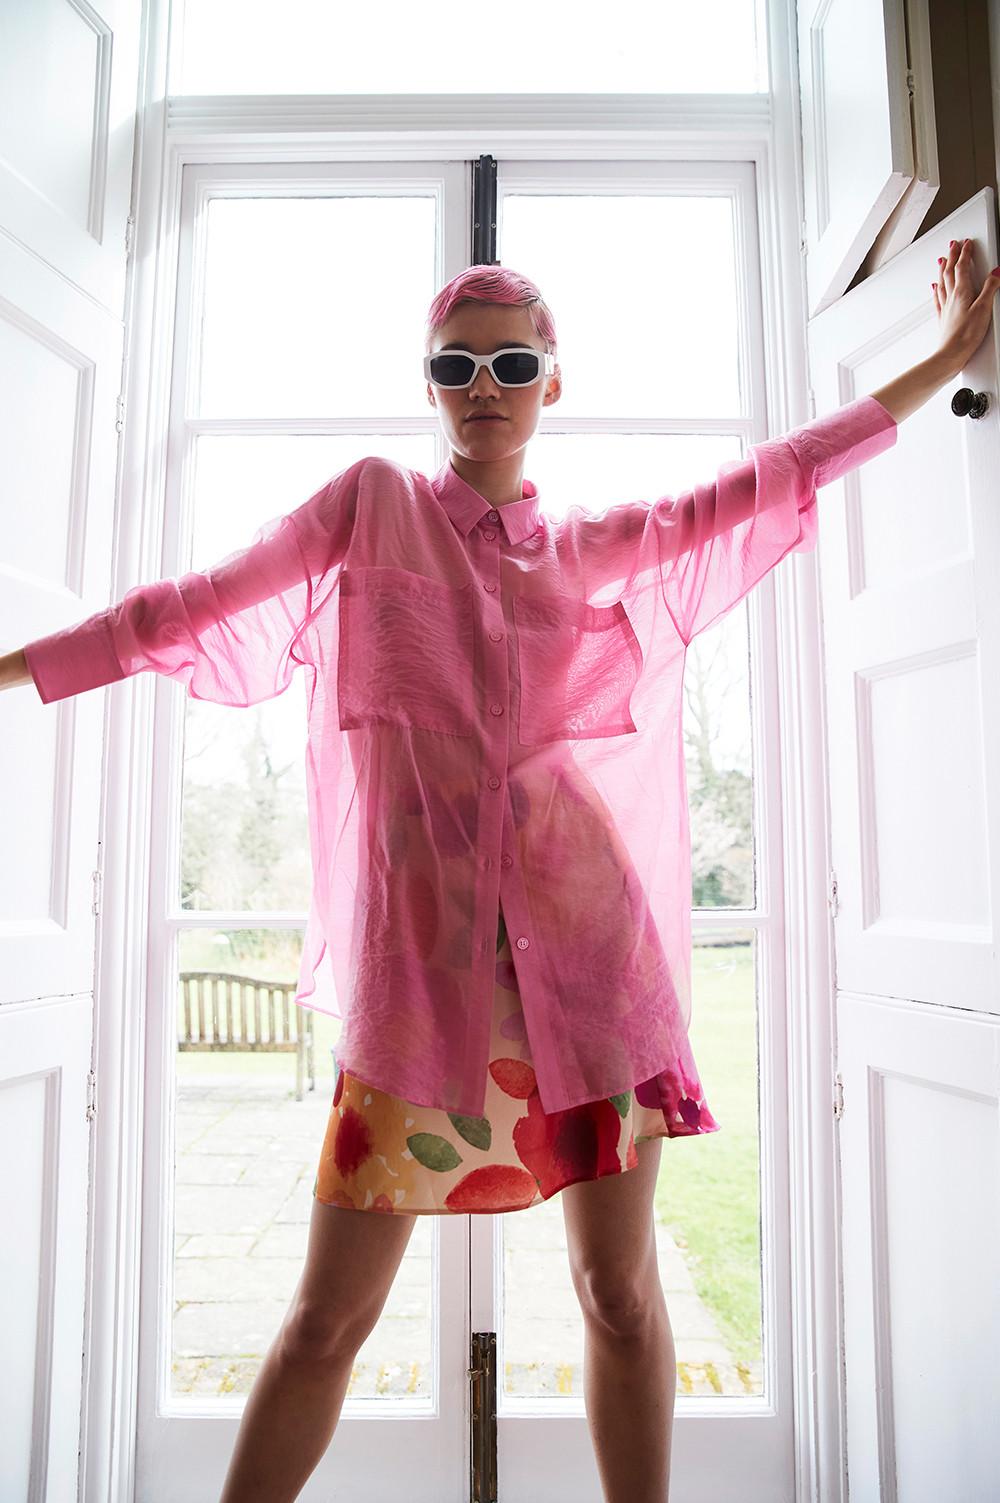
81 2 845 1500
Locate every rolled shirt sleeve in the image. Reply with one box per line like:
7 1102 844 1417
568 394 898 637
23 458 366 706
654 394 898 644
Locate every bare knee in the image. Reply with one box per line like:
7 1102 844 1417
574 1266 662 1338
279 1296 374 1366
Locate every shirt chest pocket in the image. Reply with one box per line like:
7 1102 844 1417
513 592 643 745
338 565 475 736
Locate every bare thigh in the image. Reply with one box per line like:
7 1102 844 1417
560 1137 663 1319
282 1196 419 1360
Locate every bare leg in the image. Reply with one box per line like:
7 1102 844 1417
561 1137 675 1503
218 1194 417 1503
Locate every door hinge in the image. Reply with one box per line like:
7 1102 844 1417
125 214 135 256
468 1331 497 1503
834 1072 844 1120
86 1070 97 1122
92 867 102 916
827 868 838 918
115 394 126 434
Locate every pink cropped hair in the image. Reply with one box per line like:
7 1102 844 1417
424 264 558 360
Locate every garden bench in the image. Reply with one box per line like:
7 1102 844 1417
178 971 315 1101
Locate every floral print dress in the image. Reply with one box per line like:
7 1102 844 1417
313 905 721 1215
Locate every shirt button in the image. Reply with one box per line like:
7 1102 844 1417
484 582 497 593
489 702 504 716
487 509 500 522
501 853 513 868
516 936 530 951
482 528 497 541
487 776 501 789
488 629 504 642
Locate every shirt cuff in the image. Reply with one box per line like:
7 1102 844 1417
788 392 898 489
22 610 126 705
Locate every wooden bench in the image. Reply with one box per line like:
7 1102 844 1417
178 971 315 1101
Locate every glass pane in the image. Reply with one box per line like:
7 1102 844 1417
171 927 436 1400
175 0 766 95
524 430 744 522
198 197 435 419
500 928 762 1402
501 193 742 419
687 611 754 911
190 434 436 567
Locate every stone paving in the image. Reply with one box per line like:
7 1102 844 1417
173 1075 761 1400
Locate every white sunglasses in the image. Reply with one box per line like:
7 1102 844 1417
424 346 555 389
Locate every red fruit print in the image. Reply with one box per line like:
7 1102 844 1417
489 1056 537 1099
333 1104 375 1177
444 1163 539 1212
371 1193 396 1213
513 1093 623 1199
333 1067 345 1107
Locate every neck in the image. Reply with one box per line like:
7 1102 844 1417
448 451 526 509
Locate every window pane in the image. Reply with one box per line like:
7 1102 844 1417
199 197 436 419
502 193 742 419
500 929 763 1403
189 434 436 568
172 927 436 1400
526 431 744 523
175 0 766 96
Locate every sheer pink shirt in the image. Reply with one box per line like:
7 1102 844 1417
22 394 898 1116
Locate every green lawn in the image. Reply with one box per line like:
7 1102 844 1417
654 940 761 1367
175 933 762 1363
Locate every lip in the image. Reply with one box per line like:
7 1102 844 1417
467 414 505 422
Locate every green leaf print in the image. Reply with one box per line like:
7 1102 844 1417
608 1092 632 1118
407 1132 464 1172
448 1113 493 1151
496 908 507 953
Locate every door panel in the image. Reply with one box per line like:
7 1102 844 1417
0 6 142 1503
808 187 1000 1496
797 0 924 314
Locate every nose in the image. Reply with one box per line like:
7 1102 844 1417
470 364 501 395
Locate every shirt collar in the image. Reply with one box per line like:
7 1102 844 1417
430 458 541 545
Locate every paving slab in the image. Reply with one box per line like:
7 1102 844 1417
169 1077 758 1401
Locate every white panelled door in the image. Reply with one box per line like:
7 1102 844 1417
808 188 1000 1499
0 1 142 1498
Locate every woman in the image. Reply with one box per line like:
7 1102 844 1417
2 239 994 1503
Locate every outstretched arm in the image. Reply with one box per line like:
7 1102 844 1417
6 457 367 706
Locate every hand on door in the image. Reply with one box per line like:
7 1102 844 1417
932 237 1000 372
